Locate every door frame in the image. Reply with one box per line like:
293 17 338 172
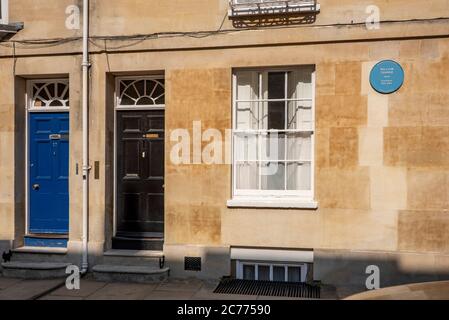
113 75 166 237
25 79 70 235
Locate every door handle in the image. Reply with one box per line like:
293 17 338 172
32 184 40 191
142 151 146 158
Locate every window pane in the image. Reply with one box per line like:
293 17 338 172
235 133 258 161
288 267 302 283
268 72 285 99
287 100 313 131
268 101 285 130
261 162 285 190
243 265 256 280
287 132 311 161
273 266 285 282
287 162 311 191
236 101 259 130
258 266 270 281
261 133 285 161
236 162 259 190
233 68 314 195
288 68 313 100
237 71 259 101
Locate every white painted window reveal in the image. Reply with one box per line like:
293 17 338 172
0 0 8 25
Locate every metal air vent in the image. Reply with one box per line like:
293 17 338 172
184 257 202 271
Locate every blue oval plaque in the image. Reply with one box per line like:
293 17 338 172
369 60 404 94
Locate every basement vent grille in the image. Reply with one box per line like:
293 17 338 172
214 278 321 298
228 0 320 18
184 257 202 271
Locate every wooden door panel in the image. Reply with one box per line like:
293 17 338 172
116 110 165 238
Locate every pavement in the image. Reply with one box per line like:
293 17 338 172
0 276 321 300
346 280 449 300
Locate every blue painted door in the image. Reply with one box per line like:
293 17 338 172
29 112 69 234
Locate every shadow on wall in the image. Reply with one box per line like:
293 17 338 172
163 245 231 280
314 250 449 298
231 13 317 28
0 241 231 282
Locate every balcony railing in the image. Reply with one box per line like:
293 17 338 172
228 0 320 18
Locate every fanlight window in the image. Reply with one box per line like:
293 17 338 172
117 78 165 107
31 80 69 108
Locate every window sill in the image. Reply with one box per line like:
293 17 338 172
227 198 318 209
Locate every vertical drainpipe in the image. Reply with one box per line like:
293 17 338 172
81 0 90 274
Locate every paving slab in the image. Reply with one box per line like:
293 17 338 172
191 283 258 300
346 280 449 300
193 291 259 300
39 295 84 300
156 278 204 292
256 295 311 300
145 290 196 300
50 279 107 298
0 277 22 290
0 279 63 300
86 282 157 300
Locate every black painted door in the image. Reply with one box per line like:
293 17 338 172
116 110 164 238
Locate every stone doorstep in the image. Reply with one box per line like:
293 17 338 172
1 262 72 280
92 264 170 284
93 264 169 275
12 247 68 255
1 262 71 270
103 249 164 258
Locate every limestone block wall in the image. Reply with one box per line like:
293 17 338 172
8 0 449 40
218 38 449 256
0 1 448 281
0 59 15 243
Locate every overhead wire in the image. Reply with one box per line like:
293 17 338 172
2 16 449 51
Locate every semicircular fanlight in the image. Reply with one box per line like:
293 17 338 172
118 78 165 106
32 81 69 108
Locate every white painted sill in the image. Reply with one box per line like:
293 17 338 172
227 198 318 209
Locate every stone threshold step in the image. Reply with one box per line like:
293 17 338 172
2 262 71 270
93 264 169 275
104 249 164 258
92 264 169 283
12 246 68 255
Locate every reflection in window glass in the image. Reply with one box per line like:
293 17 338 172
288 267 302 283
258 265 270 281
243 265 256 280
273 266 285 282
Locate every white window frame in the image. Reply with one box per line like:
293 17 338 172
236 260 308 283
228 67 317 209
0 0 8 25
113 75 165 237
27 79 70 113
115 75 165 111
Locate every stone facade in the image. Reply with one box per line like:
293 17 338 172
0 0 449 290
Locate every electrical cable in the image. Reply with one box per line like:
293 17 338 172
2 16 449 50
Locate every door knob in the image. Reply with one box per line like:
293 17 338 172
32 184 40 191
